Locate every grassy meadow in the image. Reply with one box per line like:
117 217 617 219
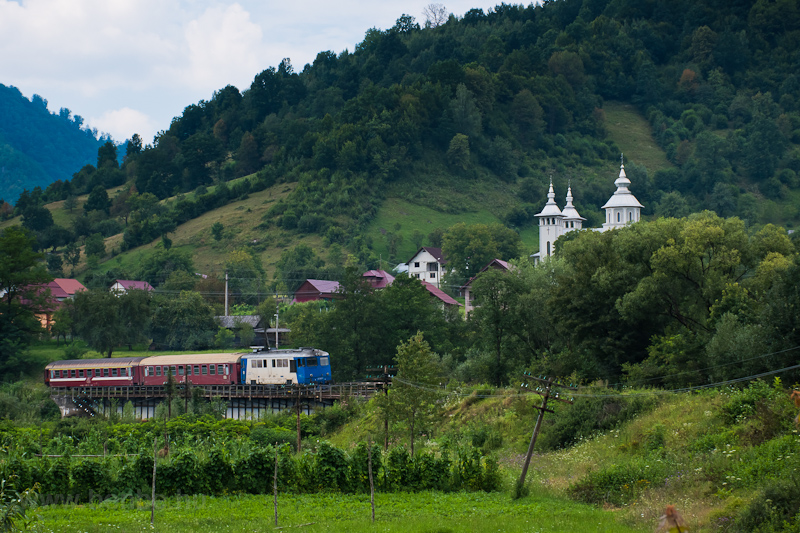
602 102 673 174
37 491 646 533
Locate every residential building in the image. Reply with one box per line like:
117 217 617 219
110 279 154 294
406 247 447 289
362 269 395 289
293 279 341 303
420 280 461 309
461 259 512 316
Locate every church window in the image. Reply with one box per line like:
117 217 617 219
547 241 551 256
617 212 621 222
629 212 632 221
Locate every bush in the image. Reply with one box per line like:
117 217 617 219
250 425 296 449
538 390 658 450
568 456 670 506
71 460 109 501
733 477 800 532
315 441 349 491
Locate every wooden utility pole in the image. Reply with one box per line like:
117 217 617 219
273 446 279 526
151 436 157 526
517 375 576 490
368 437 375 523
296 386 302 452
365 365 394 451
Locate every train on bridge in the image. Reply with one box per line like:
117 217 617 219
44 347 332 388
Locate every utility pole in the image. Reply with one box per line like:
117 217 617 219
366 364 394 450
517 375 576 490
224 271 229 316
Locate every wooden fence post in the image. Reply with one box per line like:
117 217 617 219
273 445 279 527
151 436 157 526
368 437 375 523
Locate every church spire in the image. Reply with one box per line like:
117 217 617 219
561 179 585 231
536 176 563 218
602 153 643 229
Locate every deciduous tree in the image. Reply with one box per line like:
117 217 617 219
389 332 441 455
0 227 51 373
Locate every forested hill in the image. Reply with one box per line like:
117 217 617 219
0 84 106 205
112 0 798 235
6 0 800 268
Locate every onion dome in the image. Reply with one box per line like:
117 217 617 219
536 179 564 220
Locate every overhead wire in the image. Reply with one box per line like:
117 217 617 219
391 360 800 400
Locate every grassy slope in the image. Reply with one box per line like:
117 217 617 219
5 102 670 277
603 101 672 174
326 383 798 533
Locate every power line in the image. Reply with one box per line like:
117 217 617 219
392 361 800 399
608 344 800 388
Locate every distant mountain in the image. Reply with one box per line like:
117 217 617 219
0 84 105 204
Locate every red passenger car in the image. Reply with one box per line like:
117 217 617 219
139 353 241 386
45 357 147 387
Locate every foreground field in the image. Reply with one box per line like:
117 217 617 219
37 491 646 533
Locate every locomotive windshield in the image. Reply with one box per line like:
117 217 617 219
306 357 318 367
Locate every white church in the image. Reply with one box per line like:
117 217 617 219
532 156 643 263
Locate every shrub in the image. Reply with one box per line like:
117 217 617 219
733 477 800 532
250 426 295 450
315 441 349 492
71 460 109 501
538 390 658 450
568 456 669 506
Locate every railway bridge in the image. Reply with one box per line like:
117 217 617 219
49 382 388 420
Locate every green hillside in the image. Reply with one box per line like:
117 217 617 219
2 0 800 293
0 84 106 204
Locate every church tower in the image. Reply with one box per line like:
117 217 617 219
602 155 643 230
561 182 585 233
535 179 564 259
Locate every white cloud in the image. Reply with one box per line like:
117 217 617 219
88 107 156 143
0 0 500 142
180 3 264 89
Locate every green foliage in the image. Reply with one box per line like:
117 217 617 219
0 476 40 532
72 289 151 356
0 84 104 204
71 460 109 501
0 226 51 374
537 391 659 451
83 185 111 214
568 455 670 506
441 223 522 285
213 327 234 349
137 248 194 288
210 221 224 241
151 291 216 350
389 332 442 455
732 477 800 532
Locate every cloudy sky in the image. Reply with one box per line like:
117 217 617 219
1 0 501 145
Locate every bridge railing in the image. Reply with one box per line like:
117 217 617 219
49 382 385 400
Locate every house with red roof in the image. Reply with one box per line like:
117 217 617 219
293 279 342 303
362 269 395 289
52 278 87 300
110 279 154 294
24 278 87 329
461 259 512 316
420 280 461 309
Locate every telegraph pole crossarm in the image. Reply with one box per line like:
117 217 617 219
517 375 576 490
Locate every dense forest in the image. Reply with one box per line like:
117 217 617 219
4 0 799 264
0 84 107 205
